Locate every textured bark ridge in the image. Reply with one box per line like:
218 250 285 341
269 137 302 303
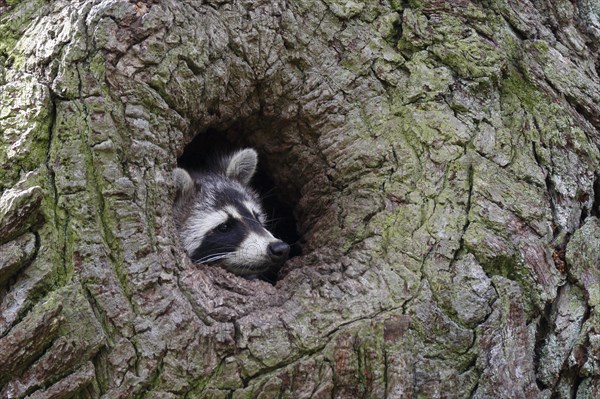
1 0 599 398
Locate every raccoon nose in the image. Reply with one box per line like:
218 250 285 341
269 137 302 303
268 241 290 263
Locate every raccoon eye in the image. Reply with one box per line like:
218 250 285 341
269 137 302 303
217 222 232 233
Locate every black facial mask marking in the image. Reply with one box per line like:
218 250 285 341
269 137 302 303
190 216 247 264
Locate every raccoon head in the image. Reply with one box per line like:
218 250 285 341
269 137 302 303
173 149 290 276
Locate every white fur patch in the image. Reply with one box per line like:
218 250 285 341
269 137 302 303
222 230 277 275
244 200 265 223
224 205 242 221
181 208 228 254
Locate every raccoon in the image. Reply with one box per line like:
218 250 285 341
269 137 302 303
173 148 290 276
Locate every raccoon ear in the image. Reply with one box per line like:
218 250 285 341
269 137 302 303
173 168 197 201
225 149 258 185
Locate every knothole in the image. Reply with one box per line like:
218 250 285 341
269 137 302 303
175 126 302 284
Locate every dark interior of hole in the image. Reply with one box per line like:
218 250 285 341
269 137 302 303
177 129 302 283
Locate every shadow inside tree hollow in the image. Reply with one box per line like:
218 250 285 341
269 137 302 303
176 128 302 284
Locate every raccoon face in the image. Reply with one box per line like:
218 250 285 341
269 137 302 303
173 149 290 276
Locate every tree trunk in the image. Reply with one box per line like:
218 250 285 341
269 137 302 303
1 0 599 397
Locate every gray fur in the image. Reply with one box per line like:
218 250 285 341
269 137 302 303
173 168 196 201
224 148 258 184
173 149 289 276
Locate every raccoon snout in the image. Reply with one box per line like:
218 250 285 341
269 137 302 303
268 241 290 263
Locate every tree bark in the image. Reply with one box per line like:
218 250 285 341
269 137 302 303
1 0 599 398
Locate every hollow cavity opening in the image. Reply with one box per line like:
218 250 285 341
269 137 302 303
177 128 302 283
